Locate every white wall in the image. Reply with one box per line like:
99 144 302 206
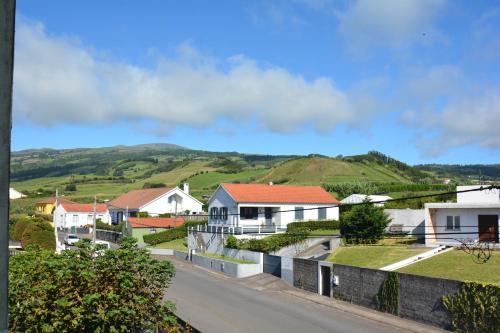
208 186 239 226
141 187 203 215
457 186 500 204
426 207 500 246
54 206 111 228
9 188 25 200
385 209 425 236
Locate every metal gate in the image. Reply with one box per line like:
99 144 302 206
263 254 281 278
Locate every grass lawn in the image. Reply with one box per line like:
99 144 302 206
326 246 428 269
309 229 340 236
151 238 188 251
397 249 500 285
199 252 255 264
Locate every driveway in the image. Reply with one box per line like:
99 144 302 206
165 258 445 333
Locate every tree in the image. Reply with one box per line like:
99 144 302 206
65 183 77 191
8 237 186 332
340 199 391 244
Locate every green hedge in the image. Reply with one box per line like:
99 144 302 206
287 220 340 232
96 220 123 232
238 230 310 253
143 220 207 245
23 230 56 250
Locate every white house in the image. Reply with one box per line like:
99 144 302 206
208 183 339 230
341 194 392 207
9 187 26 200
425 185 500 247
107 184 203 224
54 202 111 229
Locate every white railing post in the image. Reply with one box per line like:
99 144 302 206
258 225 261 234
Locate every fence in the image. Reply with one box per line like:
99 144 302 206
190 224 287 235
96 229 122 243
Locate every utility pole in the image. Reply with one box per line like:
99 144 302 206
54 188 59 252
125 206 129 236
92 195 96 244
0 1 15 332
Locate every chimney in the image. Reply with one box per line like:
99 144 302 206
183 183 189 194
269 182 273 186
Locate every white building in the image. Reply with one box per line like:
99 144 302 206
208 183 339 230
425 185 500 247
341 194 392 207
54 202 111 229
107 184 204 224
9 187 26 200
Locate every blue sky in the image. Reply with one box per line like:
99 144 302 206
12 0 500 165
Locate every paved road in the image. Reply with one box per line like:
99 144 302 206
167 260 424 333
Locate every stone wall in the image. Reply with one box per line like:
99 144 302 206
329 262 459 330
293 258 318 293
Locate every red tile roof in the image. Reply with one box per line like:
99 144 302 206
221 183 339 204
36 197 75 205
60 202 108 213
108 187 173 209
128 217 184 229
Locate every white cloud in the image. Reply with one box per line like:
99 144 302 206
13 20 377 134
336 0 446 51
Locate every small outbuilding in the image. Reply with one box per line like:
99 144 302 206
128 217 184 245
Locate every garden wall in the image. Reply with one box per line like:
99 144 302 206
190 254 262 278
293 258 318 293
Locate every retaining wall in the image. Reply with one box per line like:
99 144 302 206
293 258 318 293
281 256 294 286
191 254 262 278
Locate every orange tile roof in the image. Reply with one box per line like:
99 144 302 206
107 187 173 209
221 183 339 204
36 197 75 205
128 217 184 228
60 202 108 213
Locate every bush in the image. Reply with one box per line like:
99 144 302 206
238 230 310 253
226 235 238 249
9 238 181 332
443 282 500 333
143 221 207 245
65 183 77 192
340 199 391 244
12 218 31 241
287 220 340 232
23 230 56 250
95 219 123 232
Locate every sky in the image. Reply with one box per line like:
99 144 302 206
11 0 500 165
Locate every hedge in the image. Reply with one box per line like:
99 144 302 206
287 220 340 232
23 230 56 250
95 220 123 232
143 220 207 245
238 230 310 253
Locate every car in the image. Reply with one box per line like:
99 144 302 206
64 234 80 245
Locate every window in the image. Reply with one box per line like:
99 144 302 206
210 207 219 219
446 216 460 230
240 207 258 219
220 207 228 220
295 207 304 221
318 208 327 220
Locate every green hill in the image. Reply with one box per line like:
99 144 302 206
10 145 449 207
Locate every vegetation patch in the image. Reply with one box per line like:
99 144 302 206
376 272 399 315
152 238 188 252
143 221 207 245
287 220 340 232
198 252 255 264
443 282 500 333
340 200 390 244
231 230 310 254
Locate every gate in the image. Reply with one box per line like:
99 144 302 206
263 254 281 277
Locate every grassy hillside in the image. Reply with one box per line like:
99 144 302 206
10 145 454 209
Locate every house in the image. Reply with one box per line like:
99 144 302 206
107 184 203 224
9 188 26 200
341 194 392 207
425 185 500 247
35 197 75 215
208 183 339 230
127 217 184 244
54 202 111 229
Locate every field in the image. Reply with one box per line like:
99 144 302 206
326 245 428 269
397 249 500 285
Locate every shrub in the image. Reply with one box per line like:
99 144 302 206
376 272 399 315
238 230 310 253
226 235 238 249
443 282 500 333
12 218 31 241
287 220 340 232
143 221 207 245
95 219 123 232
340 199 391 244
8 238 182 332
23 230 56 250
64 183 77 192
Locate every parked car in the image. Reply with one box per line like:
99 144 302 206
64 234 80 245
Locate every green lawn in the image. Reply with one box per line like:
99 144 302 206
151 238 188 251
397 249 500 285
199 252 255 264
309 229 340 236
326 246 428 269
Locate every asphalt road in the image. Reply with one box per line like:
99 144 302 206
167 260 417 333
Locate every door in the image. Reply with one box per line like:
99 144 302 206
321 265 331 297
478 215 499 243
265 207 273 226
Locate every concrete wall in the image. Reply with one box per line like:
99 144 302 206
191 254 262 278
188 231 225 253
293 258 318 293
457 185 500 203
328 263 460 330
281 256 294 286
385 209 425 237
149 248 174 255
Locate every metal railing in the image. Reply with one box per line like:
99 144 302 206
189 224 287 235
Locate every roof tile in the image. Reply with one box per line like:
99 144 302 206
108 187 173 209
128 217 184 228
